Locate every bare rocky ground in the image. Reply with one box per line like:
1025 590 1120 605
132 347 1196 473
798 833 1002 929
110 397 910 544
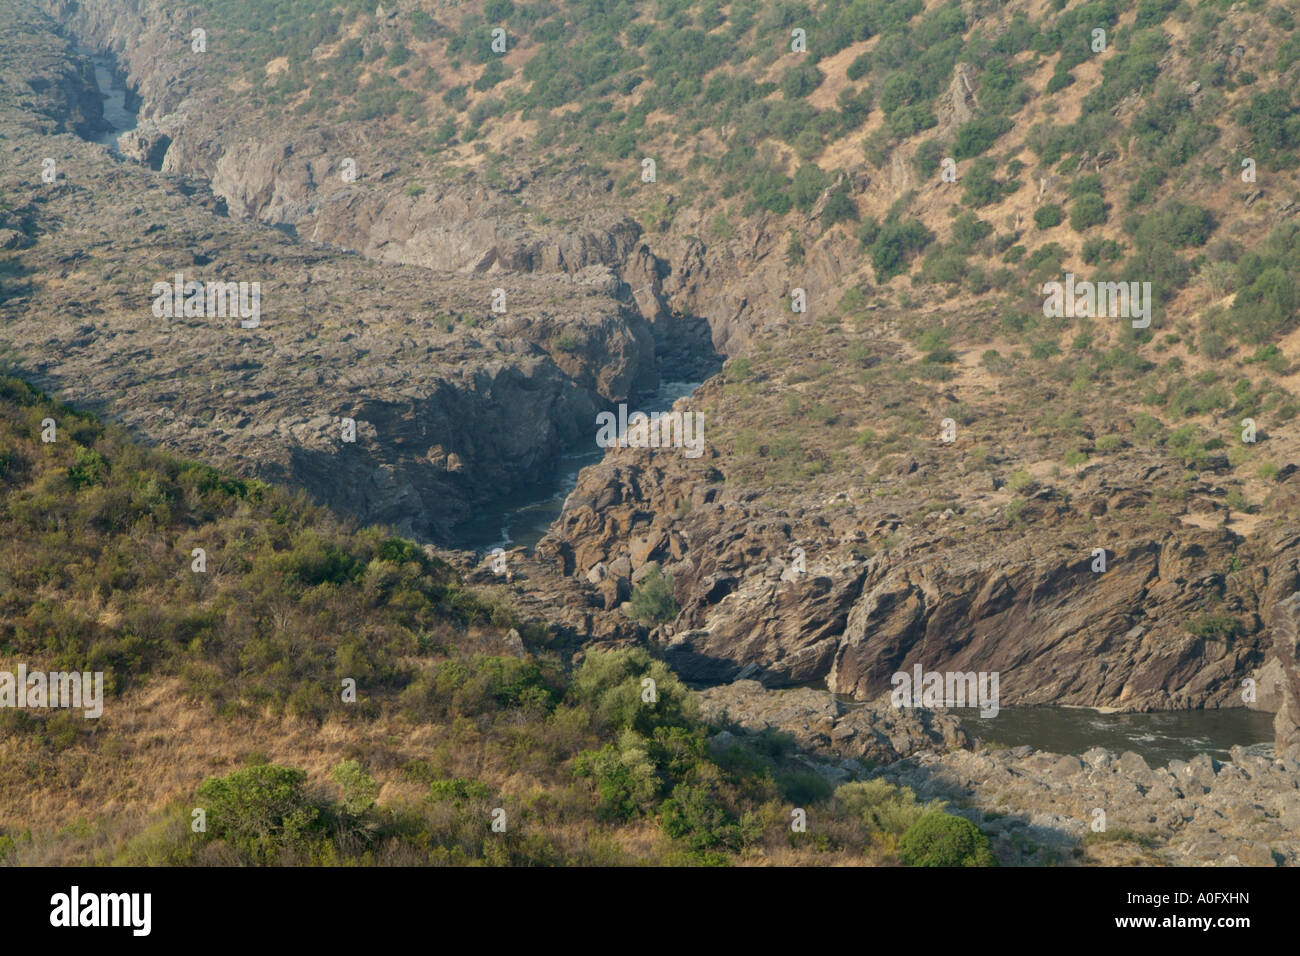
539 429 1300 715
885 743 1299 867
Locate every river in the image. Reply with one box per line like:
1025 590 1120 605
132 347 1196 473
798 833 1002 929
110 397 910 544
78 45 698 558
450 379 703 553
953 705 1273 765
85 51 137 151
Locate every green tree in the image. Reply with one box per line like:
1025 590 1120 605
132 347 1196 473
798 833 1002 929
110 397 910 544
570 646 693 735
835 779 940 835
660 782 741 852
197 765 320 862
573 740 659 820
822 183 858 226
899 812 997 866
870 218 934 281
792 164 830 210
1070 193 1106 231
332 760 378 816
1034 204 1063 229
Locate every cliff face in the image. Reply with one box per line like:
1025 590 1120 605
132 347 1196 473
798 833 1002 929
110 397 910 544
1268 593 1300 758
36 3 638 269
535 378 1300 713
0 3 105 138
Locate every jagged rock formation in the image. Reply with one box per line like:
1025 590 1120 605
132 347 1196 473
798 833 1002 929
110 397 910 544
0 4 105 138
13 0 1300 730
116 119 169 168
692 678 1299 866
538 407 1300 712
33 0 874 368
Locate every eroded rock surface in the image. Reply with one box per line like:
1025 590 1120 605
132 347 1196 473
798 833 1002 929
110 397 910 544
0 5 656 541
878 744 1299 867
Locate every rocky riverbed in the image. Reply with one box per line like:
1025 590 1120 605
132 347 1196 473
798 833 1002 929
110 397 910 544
696 677 1300 866
882 744 1299 867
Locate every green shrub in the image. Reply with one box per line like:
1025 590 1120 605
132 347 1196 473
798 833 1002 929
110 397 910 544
403 655 556 718
569 646 693 735
573 743 659 820
1127 166 1166 207
660 783 741 852
474 59 509 91
1185 614 1243 640
196 765 320 863
1070 193 1106 231
332 760 378 817
67 447 107 489
628 564 678 624
1034 204 1063 229
777 770 833 805
899 812 997 866
913 138 944 177
386 43 411 68
951 212 992 249
725 357 753 382
835 779 937 835
785 230 805 265
1096 434 1122 453
1046 69 1073 94
781 63 825 100
870 218 935 281
1082 237 1122 264
428 777 492 803
1239 88 1300 167
822 184 858 226
961 158 1012 207
792 164 830 211
952 116 1012 159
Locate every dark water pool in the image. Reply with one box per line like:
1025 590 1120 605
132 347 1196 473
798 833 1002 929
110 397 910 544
953 705 1274 766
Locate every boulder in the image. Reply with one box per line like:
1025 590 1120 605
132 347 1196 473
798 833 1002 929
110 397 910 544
117 120 171 170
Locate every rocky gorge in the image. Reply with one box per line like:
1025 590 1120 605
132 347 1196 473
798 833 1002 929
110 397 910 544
1 2 668 540
3 0 1300 869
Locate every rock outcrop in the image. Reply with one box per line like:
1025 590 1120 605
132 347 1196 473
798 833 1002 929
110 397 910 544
20 0 1300 731
539 416 1300 711
116 118 169 169
879 744 1299 866
1268 592 1300 758
691 678 1300 867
